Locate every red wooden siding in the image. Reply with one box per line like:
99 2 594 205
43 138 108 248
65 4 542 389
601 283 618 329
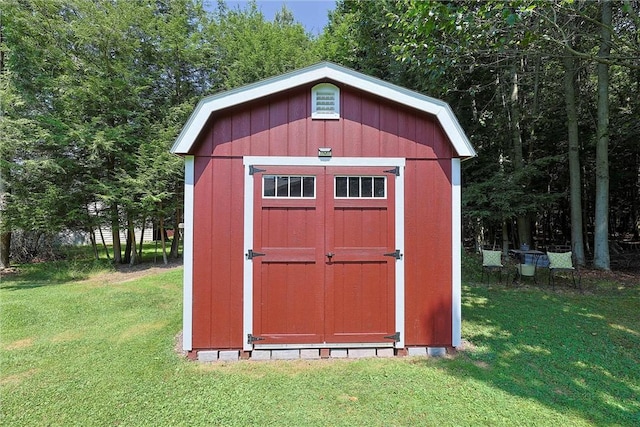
194 85 453 159
403 159 452 346
192 156 245 349
190 82 456 350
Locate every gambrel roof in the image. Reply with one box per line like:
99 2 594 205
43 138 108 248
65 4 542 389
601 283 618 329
171 62 476 158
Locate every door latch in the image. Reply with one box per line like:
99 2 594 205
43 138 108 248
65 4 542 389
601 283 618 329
383 250 402 260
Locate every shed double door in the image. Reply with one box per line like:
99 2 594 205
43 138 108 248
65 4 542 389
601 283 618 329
252 165 396 345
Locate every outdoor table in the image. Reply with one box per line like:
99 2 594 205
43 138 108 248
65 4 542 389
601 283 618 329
509 249 548 284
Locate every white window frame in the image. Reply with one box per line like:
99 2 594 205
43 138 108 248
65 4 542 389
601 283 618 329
262 175 317 199
334 175 387 199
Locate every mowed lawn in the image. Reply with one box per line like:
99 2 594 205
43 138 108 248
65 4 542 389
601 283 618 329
1 260 639 426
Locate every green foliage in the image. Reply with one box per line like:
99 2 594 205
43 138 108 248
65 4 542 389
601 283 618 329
322 0 640 248
1 0 320 262
211 1 319 89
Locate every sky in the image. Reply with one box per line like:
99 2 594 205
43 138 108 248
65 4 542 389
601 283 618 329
220 0 336 35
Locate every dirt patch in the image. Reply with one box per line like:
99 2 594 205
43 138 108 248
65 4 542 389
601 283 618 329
118 321 168 341
0 267 19 276
0 368 40 386
51 330 85 343
82 260 182 286
4 338 34 351
175 331 186 357
580 267 640 287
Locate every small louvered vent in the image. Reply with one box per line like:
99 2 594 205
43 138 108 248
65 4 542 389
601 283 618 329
312 83 340 119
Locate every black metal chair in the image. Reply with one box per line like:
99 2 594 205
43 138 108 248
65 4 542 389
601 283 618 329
547 250 582 291
481 249 504 284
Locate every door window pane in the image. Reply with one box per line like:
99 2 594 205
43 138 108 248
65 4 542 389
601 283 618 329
263 176 276 197
277 176 289 197
374 177 385 198
290 176 302 197
303 177 315 197
361 177 373 197
335 177 348 198
348 177 360 197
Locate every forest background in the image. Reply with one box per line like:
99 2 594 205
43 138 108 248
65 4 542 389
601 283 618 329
1 0 639 271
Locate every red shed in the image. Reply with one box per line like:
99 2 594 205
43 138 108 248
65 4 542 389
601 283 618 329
171 62 476 360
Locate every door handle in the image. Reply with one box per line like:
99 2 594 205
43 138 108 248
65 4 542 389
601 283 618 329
326 252 335 259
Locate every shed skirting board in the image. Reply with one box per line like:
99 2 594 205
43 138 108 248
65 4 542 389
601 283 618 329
451 158 462 347
243 156 406 351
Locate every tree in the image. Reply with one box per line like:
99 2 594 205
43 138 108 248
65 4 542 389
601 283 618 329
1 0 321 265
563 51 586 266
594 0 612 270
211 0 318 89
323 0 640 260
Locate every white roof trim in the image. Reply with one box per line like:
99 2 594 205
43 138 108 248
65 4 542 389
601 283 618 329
170 62 476 158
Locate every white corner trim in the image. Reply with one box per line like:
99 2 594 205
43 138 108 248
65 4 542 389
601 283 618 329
451 158 462 347
171 62 476 159
182 156 195 351
242 163 255 351
395 166 405 348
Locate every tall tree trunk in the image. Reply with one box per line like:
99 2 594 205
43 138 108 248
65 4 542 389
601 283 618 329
563 52 586 266
111 203 122 264
594 0 612 270
98 225 111 260
138 219 145 259
509 63 532 248
0 150 10 268
169 206 180 259
88 227 99 260
159 214 168 265
123 227 131 265
0 231 10 269
127 213 138 266
502 220 509 255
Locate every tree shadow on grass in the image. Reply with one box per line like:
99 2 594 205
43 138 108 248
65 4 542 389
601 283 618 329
0 262 99 291
439 285 639 425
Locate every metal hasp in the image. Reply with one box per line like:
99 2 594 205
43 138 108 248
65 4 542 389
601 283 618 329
246 249 266 260
383 166 400 176
384 332 400 342
247 334 265 344
249 165 266 175
384 249 402 260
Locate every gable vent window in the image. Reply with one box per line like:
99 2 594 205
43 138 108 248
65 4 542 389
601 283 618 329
312 83 340 120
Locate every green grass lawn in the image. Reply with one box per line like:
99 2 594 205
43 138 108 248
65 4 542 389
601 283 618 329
1 257 639 426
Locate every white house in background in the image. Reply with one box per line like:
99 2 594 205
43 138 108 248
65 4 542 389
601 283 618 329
57 202 155 246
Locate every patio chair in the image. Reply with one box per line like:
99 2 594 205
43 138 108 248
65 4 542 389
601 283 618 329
481 249 504 284
546 251 581 291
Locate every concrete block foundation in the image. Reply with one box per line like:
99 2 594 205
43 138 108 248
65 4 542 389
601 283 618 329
195 346 448 362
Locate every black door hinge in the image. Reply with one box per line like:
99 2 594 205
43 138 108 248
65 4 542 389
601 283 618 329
249 165 266 175
384 250 402 260
246 249 266 260
247 334 265 344
383 166 400 176
384 332 400 342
